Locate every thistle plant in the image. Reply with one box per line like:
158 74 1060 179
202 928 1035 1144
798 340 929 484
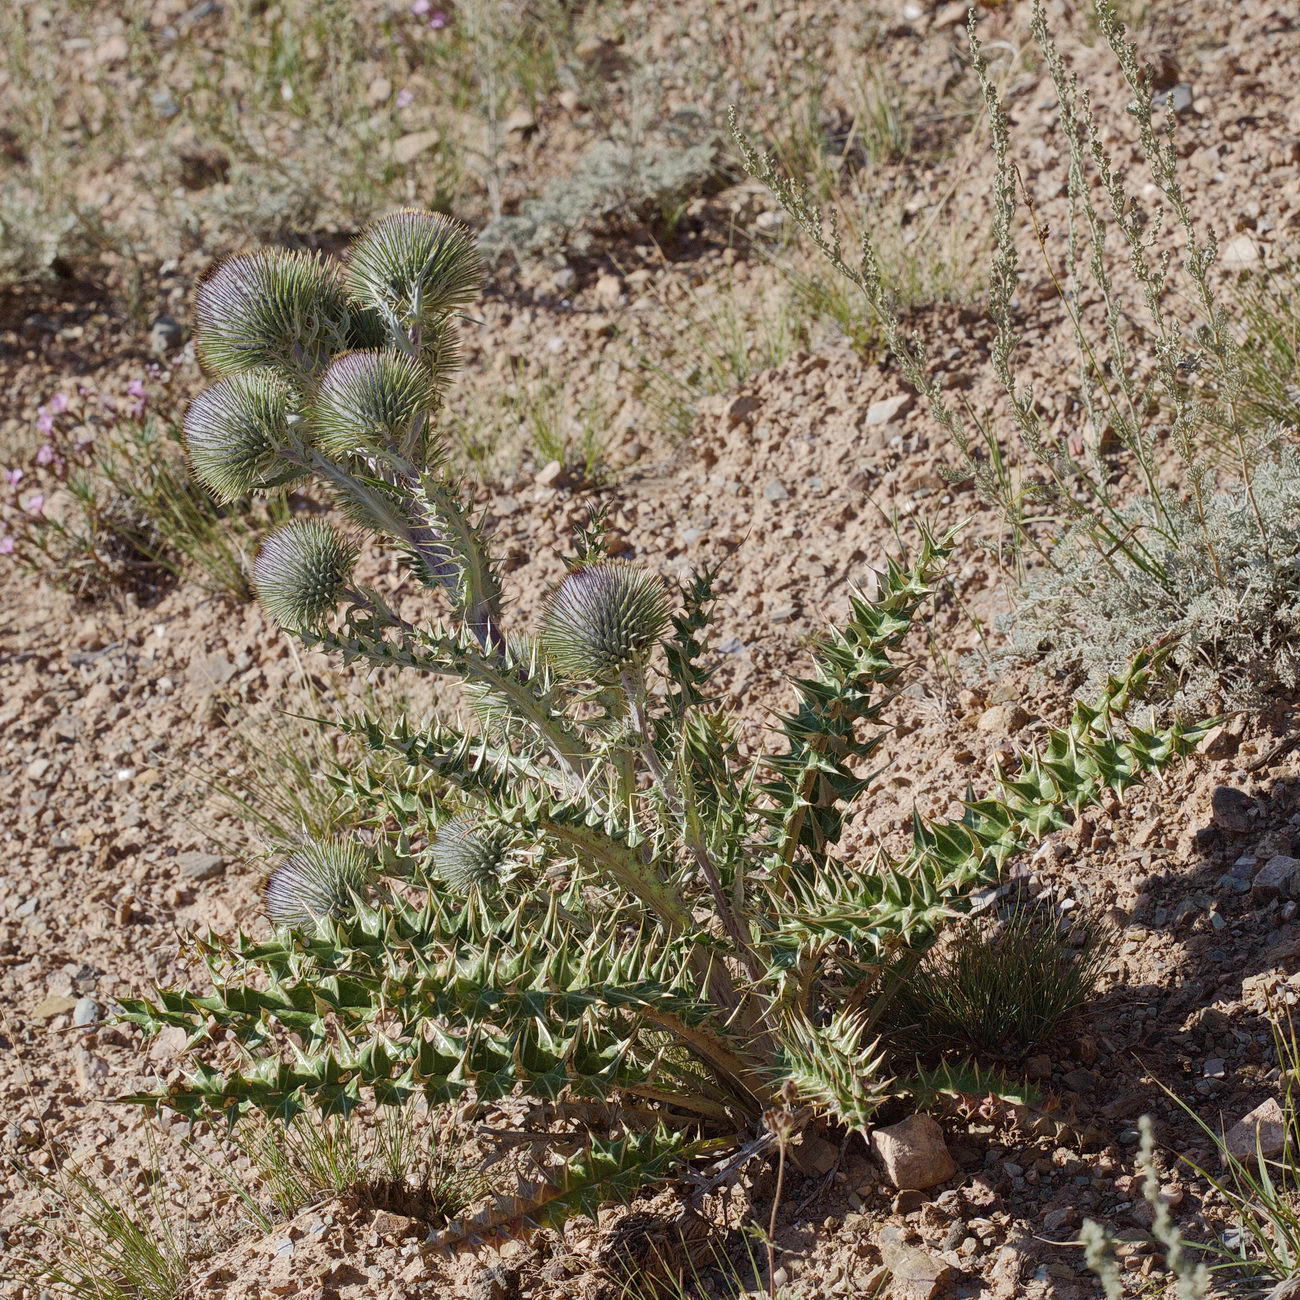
121 210 1208 1243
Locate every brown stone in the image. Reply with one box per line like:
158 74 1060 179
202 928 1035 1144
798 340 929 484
871 1114 957 1190
878 1225 956 1299
32 994 78 1020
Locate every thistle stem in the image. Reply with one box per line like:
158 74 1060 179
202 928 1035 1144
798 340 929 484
621 668 764 985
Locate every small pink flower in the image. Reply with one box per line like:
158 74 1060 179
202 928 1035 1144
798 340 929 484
396 87 415 109
25 493 44 516
35 443 55 467
429 9 448 27
50 392 70 414
4 467 22 486
410 0 430 13
0 536 14 555
36 409 55 436
127 379 147 399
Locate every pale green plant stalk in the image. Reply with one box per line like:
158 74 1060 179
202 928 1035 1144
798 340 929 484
733 0 1270 588
1158 1007 1300 1287
735 0 1299 709
1081 1117 1211 1299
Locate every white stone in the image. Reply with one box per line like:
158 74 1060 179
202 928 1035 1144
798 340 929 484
1221 234 1261 269
866 393 915 427
1224 1097 1287 1164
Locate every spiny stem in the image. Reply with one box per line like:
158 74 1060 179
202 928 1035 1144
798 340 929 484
621 667 763 984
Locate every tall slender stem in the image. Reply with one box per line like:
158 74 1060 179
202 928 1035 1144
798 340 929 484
621 667 765 986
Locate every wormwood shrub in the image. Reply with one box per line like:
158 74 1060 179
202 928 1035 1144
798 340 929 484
120 210 1207 1241
478 91 726 266
0 181 91 286
736 0 1299 710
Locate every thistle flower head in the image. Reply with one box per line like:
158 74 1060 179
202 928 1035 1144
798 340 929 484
254 519 358 630
193 249 353 382
264 840 375 929
312 349 442 463
184 369 302 503
541 562 671 682
429 816 513 893
346 209 481 341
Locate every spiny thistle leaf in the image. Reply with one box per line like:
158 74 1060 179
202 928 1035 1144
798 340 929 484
312 349 443 463
541 562 672 683
759 529 952 876
428 816 514 893
429 1127 709 1250
905 1059 1038 1110
183 369 304 503
254 520 358 630
346 209 481 342
777 1009 891 1133
264 840 377 930
192 249 357 383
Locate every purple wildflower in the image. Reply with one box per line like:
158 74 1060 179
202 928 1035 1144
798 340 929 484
26 493 44 516
411 0 430 13
0 536 14 555
127 378 147 417
396 87 415 109
37 408 55 436
50 392 70 414
35 443 54 467
429 9 448 27
4 468 22 486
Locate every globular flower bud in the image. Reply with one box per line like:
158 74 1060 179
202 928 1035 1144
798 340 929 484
264 840 375 930
184 369 302 503
540 562 671 682
192 249 354 382
346 209 481 339
254 520 358 630
429 816 513 894
312 349 440 462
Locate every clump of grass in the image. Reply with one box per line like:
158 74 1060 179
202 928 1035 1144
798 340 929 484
1234 261 1300 434
633 269 805 437
448 359 609 477
8 1159 194 1300
232 1104 487 1226
888 904 1114 1058
196 711 369 855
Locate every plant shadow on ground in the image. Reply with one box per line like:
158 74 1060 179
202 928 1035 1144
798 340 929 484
1069 769 1300 1156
